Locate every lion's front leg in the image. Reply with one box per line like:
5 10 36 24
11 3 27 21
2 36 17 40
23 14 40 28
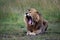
27 31 36 35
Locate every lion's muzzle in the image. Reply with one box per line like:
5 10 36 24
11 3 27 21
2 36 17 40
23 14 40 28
25 13 34 25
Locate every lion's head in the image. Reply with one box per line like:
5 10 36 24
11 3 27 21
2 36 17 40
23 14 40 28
25 8 41 25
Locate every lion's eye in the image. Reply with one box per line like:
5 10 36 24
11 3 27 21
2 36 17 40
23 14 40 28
29 12 31 13
28 9 30 11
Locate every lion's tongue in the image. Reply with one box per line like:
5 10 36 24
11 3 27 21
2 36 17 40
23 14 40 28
28 20 32 24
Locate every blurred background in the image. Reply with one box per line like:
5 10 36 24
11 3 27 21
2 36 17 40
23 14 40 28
0 0 60 40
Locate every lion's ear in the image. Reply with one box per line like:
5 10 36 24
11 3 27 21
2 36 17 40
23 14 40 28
36 12 41 16
35 12 42 22
36 11 39 13
35 14 40 22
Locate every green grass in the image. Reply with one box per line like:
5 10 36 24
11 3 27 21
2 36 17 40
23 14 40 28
0 0 60 40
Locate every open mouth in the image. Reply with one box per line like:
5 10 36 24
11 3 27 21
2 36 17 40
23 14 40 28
28 19 32 25
26 16 34 25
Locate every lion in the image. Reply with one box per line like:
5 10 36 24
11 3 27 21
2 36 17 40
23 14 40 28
24 8 48 35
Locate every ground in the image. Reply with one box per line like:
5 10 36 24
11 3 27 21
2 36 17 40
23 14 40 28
0 23 60 40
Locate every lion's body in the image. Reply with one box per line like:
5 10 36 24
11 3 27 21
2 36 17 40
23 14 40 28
24 8 48 35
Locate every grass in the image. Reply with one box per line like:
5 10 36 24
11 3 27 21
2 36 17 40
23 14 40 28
0 0 60 40
0 23 60 40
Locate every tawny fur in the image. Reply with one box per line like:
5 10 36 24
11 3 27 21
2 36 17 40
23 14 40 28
24 8 48 35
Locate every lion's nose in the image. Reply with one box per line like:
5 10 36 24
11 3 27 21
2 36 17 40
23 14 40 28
26 13 28 15
24 13 28 16
26 13 30 16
